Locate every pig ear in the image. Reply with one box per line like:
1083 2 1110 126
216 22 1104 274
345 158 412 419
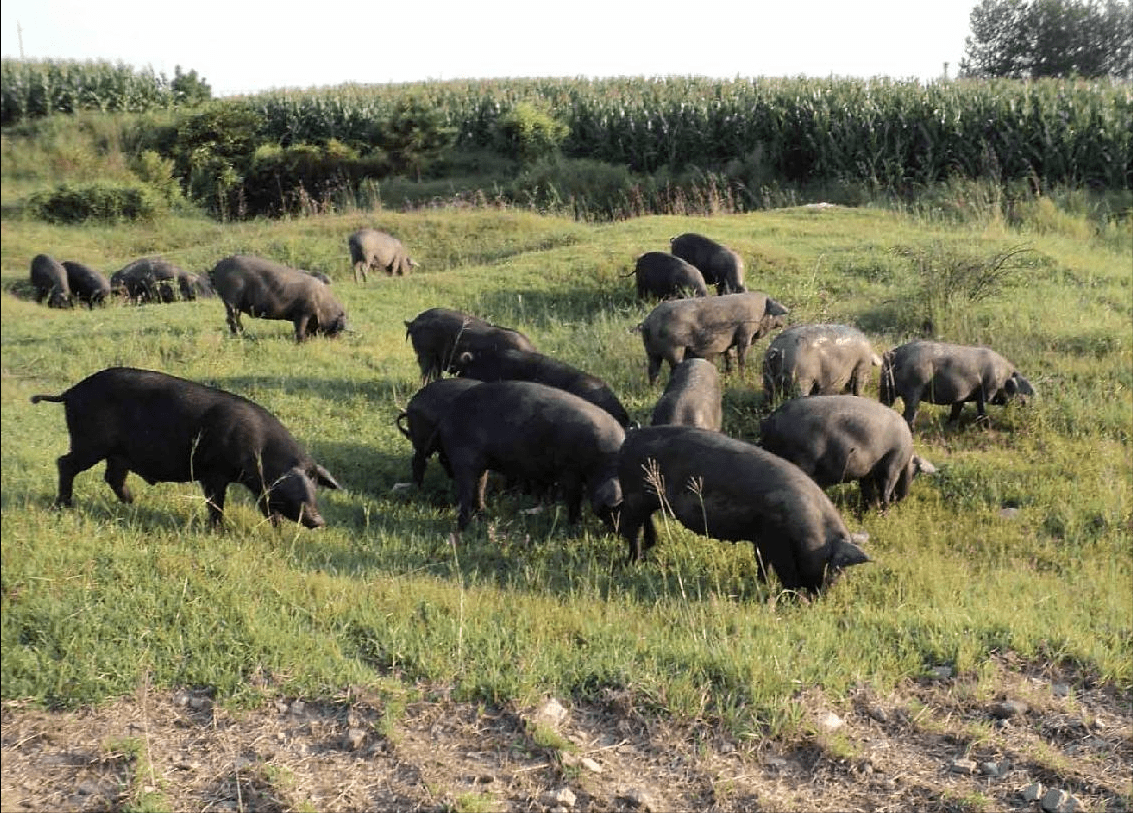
313 463 340 490
830 537 870 570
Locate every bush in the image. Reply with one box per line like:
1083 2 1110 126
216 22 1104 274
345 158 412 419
241 140 390 217
27 181 163 223
495 101 569 165
130 150 182 204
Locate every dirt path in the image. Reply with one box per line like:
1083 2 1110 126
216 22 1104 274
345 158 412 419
3 662 1129 812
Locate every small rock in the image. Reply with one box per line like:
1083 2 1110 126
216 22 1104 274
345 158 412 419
850 531 870 544
1041 788 1081 813
344 727 367 751
1051 682 1070 698
990 700 1028 719
476 774 495 784
816 711 844 732
949 757 977 775
764 755 789 769
867 705 890 723
541 786 576 809
1021 782 1044 802
999 507 1020 519
76 781 102 796
979 761 1000 776
579 757 602 774
173 690 191 707
391 482 413 492
189 696 212 712
520 506 545 515
289 699 306 716
534 697 568 728
930 665 954 680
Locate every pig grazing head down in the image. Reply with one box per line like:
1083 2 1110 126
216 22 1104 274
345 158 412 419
31 367 340 528
618 425 869 595
437 380 625 532
760 395 935 513
404 307 536 383
211 255 348 342
879 340 1034 428
669 233 746 295
762 323 882 405
348 228 417 282
30 254 73 308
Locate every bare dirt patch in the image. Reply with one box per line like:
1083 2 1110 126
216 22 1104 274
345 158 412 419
3 661 1129 812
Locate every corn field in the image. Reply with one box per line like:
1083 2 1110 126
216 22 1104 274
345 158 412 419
244 76 1133 189
3 64 1131 190
1 59 178 123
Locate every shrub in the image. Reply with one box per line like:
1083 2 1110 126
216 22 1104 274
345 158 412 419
27 181 163 223
495 101 569 165
130 150 182 204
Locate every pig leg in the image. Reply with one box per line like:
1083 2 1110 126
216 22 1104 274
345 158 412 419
646 353 666 385
55 451 102 507
103 456 135 504
948 402 966 423
901 386 923 428
200 477 229 526
456 468 489 530
224 303 244 334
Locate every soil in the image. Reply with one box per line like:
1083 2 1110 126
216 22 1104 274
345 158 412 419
2 659 1129 812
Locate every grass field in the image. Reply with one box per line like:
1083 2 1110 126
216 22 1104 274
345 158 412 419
1 202 1130 751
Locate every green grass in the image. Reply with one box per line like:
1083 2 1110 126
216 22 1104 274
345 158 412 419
2 202 1129 743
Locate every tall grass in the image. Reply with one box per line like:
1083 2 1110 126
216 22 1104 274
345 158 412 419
1 203 1129 740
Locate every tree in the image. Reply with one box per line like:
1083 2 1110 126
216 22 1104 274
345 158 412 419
960 0 1132 78
171 65 212 107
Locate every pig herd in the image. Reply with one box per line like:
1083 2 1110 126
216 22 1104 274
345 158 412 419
28 230 1035 597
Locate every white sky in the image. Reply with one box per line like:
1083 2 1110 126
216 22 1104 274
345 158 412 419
1 1 975 97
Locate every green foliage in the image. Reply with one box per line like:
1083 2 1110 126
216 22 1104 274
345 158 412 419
170 65 211 107
494 101 569 164
129 150 183 204
26 181 163 223
961 0 1133 78
378 94 458 180
0 58 212 125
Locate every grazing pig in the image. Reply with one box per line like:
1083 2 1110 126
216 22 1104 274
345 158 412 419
669 233 746 295
30 254 73 308
405 307 536 382
111 257 186 303
62 261 111 308
30 367 340 527
759 395 936 512
617 425 869 594
879 340 1035 428
649 358 722 431
437 381 625 531
395 377 483 486
451 348 634 428
628 252 709 300
349 228 417 281
762 324 882 404
177 270 215 300
211 255 348 342
639 291 789 384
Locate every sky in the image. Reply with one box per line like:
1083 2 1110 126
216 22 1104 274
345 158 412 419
1 1 976 97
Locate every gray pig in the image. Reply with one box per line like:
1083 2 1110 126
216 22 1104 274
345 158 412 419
669 233 746 295
649 358 723 431
879 340 1035 428
639 291 789 384
30 254 73 308
762 323 882 404
617 425 869 594
62 261 111 308
31 367 340 527
628 252 709 300
349 228 417 281
211 255 348 342
395 377 483 487
437 381 625 531
759 395 936 512
405 307 536 382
